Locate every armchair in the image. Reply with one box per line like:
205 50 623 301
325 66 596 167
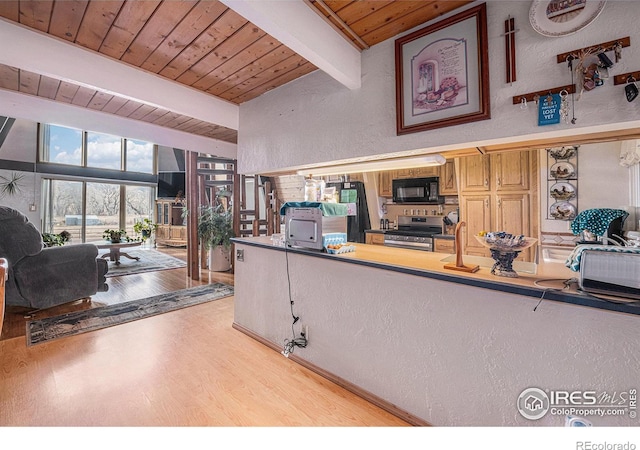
0 206 108 310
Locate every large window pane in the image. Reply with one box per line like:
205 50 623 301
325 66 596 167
87 132 122 170
42 124 83 166
42 179 83 242
126 139 154 174
125 185 154 237
86 182 120 242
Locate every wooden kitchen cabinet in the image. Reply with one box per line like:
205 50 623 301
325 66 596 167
459 154 490 192
365 232 385 245
378 171 394 197
395 166 439 179
492 151 530 191
460 194 493 257
458 150 537 261
434 238 455 253
494 192 532 261
439 159 458 195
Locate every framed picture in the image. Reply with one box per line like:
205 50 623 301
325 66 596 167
395 3 490 135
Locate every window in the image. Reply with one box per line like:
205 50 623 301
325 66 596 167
40 124 156 174
125 185 155 236
42 178 154 243
42 179 83 241
86 132 122 170
41 124 83 166
126 139 154 174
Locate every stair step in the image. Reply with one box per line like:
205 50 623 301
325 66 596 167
197 169 234 176
197 156 235 165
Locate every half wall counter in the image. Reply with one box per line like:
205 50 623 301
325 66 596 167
231 236 640 426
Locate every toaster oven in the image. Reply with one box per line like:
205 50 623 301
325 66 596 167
579 249 640 300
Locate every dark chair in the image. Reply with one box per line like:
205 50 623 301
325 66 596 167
0 206 108 311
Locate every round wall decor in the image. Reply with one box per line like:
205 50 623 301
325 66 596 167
529 0 607 37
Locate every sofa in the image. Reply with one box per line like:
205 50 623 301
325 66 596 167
0 206 108 310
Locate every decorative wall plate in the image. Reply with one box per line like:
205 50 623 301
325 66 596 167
529 0 607 37
549 146 577 160
549 201 577 220
550 161 576 179
550 182 576 200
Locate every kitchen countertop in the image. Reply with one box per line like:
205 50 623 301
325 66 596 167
232 236 640 316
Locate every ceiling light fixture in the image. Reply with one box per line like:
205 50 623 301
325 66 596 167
296 154 446 177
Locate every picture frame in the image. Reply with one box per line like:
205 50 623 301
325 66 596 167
395 3 490 135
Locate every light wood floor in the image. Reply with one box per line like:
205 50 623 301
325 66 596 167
0 246 409 426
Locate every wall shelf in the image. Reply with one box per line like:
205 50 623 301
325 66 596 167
556 36 630 63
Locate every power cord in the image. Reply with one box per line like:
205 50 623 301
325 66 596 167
532 277 640 310
281 225 308 358
532 278 578 311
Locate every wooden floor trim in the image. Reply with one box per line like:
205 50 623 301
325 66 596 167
232 322 430 427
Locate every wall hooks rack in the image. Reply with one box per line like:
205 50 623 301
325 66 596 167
512 84 576 105
556 36 630 64
613 71 640 85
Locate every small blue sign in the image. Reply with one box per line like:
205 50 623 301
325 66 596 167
538 93 561 126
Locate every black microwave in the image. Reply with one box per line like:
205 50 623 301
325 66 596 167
392 177 443 204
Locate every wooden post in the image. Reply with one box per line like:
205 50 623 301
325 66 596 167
186 150 199 280
0 258 7 338
264 180 274 236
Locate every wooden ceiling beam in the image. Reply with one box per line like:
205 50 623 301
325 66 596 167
220 0 361 89
0 18 239 130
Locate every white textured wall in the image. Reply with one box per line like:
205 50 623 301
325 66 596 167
540 142 632 233
0 119 37 163
233 243 640 426
238 1 640 174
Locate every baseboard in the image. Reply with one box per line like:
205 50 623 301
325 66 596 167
232 321 431 427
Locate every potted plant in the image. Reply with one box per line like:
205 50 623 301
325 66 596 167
197 204 234 272
133 218 158 242
42 230 72 247
103 229 128 243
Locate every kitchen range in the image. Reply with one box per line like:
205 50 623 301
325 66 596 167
383 215 444 251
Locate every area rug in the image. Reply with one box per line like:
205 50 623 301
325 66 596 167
26 283 234 346
103 249 186 277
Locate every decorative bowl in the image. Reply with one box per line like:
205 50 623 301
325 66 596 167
474 234 537 277
474 234 537 252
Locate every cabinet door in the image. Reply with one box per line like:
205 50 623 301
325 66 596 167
395 167 439 179
493 151 530 191
163 203 169 225
413 166 439 177
495 193 532 261
439 159 457 195
378 171 393 197
365 233 385 245
459 154 490 192
394 168 412 179
434 238 455 253
460 194 492 257
171 205 183 225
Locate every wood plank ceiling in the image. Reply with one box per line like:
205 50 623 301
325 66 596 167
0 0 472 144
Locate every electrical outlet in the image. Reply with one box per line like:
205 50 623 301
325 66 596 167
302 325 309 341
236 249 244 262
